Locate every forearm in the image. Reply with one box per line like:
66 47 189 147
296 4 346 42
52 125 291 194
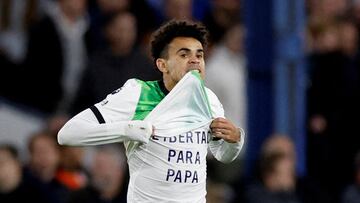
58 109 152 146
209 128 245 163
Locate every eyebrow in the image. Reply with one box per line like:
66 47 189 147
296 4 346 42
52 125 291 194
176 48 204 54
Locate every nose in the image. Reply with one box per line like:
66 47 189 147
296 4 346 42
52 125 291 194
188 55 200 64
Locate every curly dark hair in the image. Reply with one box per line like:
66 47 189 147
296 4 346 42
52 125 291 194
150 20 209 64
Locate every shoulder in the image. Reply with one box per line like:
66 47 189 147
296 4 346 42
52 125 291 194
94 79 144 121
205 87 224 118
98 79 141 105
98 79 162 105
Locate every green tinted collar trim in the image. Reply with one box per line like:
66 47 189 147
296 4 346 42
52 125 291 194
132 80 166 120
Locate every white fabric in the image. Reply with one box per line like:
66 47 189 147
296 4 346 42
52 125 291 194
145 71 213 137
57 71 244 203
125 71 213 202
58 114 153 145
58 79 147 145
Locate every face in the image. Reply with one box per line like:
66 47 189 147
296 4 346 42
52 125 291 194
157 37 205 90
30 136 59 179
60 147 84 169
107 13 137 52
0 149 21 192
91 151 123 192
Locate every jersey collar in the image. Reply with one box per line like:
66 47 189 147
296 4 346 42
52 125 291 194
158 80 169 95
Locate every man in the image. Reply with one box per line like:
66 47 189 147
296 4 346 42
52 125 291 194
58 20 245 202
0 144 48 203
25 131 70 203
67 145 128 203
70 11 160 115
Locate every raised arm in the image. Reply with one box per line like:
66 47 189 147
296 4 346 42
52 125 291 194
58 108 153 146
58 79 153 146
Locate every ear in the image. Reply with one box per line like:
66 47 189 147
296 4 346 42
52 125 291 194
156 58 168 73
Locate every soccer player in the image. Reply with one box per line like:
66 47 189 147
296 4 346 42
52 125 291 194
58 20 245 203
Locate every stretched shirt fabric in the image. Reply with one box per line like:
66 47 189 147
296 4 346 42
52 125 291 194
58 71 245 203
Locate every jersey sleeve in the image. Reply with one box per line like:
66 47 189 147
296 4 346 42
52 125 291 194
206 87 245 163
58 79 153 146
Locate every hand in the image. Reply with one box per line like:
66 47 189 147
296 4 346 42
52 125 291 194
210 118 241 143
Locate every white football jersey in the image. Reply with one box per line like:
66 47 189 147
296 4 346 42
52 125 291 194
58 71 244 203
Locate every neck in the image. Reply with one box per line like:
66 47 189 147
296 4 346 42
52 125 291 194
163 75 176 91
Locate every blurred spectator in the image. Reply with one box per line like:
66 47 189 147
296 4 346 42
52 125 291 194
146 0 210 22
202 0 242 46
206 23 247 134
206 180 235 203
306 0 349 26
55 146 88 191
67 144 128 203
307 18 360 201
24 130 70 203
71 11 160 115
205 23 247 187
46 114 71 136
338 20 359 57
26 131 60 183
243 134 331 203
0 0 42 64
0 144 48 203
18 0 89 115
342 151 360 203
243 135 300 203
244 153 301 203
86 0 130 54
306 20 340 53
164 0 193 20
128 0 159 48
0 0 44 101
87 0 158 55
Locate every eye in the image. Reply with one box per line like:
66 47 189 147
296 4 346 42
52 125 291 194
197 54 203 59
180 53 187 58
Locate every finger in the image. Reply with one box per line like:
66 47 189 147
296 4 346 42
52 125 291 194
212 128 231 136
211 122 233 130
210 123 235 130
212 131 235 142
214 131 240 143
212 117 228 124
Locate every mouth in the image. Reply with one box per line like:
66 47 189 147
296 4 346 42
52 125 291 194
187 66 201 73
188 69 200 74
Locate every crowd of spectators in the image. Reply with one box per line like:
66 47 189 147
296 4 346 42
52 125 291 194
0 0 360 203
306 0 360 202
